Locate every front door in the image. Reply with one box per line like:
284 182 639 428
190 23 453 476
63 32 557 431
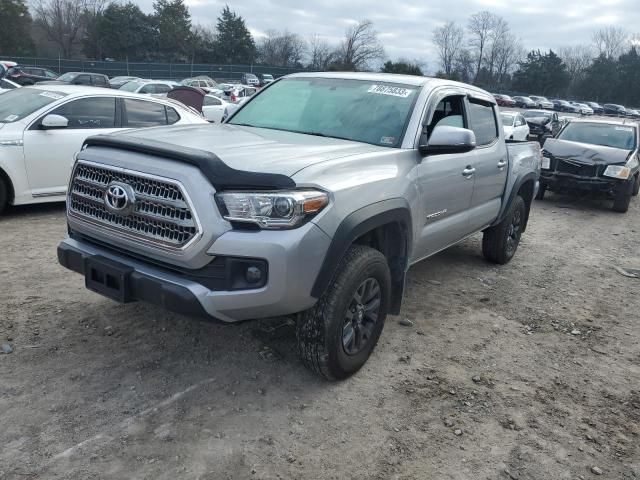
413 94 476 261
23 96 119 196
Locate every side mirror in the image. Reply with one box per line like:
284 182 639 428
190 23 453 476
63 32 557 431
41 114 69 129
419 126 476 155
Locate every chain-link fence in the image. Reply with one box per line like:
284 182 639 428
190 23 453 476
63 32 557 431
2 56 309 82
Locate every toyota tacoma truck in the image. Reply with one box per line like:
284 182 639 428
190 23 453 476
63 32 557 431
538 118 640 212
58 73 541 380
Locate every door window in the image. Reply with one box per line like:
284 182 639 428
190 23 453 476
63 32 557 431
139 84 156 94
44 70 58 78
74 75 92 85
124 99 168 127
468 100 498 146
204 96 221 106
427 96 466 136
155 84 172 94
49 97 116 129
93 76 107 86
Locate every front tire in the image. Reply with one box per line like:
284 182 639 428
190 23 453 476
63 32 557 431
482 195 526 264
0 177 8 214
296 245 391 380
612 189 632 213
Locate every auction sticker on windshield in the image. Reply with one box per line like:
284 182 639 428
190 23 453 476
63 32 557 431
368 85 414 98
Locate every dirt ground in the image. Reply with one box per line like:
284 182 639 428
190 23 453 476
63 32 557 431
1 192 639 480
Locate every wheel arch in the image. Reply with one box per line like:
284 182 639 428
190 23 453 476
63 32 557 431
310 198 412 315
492 173 537 232
0 166 15 205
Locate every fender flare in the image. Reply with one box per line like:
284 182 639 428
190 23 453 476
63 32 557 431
310 198 412 314
492 172 538 228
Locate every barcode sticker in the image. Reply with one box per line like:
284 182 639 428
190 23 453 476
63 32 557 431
368 85 413 98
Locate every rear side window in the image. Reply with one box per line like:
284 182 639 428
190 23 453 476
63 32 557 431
468 100 498 146
155 84 172 94
93 76 107 86
124 99 168 127
166 107 180 124
204 96 221 106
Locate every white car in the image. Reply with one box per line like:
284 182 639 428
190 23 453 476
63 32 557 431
570 102 594 115
181 76 218 93
500 111 530 141
0 85 207 212
202 94 231 123
119 80 179 95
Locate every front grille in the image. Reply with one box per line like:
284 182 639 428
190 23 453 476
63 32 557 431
555 158 599 177
68 162 200 250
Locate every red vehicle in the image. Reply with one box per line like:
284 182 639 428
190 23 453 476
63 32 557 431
493 93 517 107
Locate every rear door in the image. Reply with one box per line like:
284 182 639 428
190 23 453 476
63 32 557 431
413 93 476 260
22 96 120 195
466 97 508 232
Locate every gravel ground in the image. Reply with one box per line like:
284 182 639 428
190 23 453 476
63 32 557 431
1 192 639 480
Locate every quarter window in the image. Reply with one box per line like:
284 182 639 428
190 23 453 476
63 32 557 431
124 99 168 127
468 100 498 146
166 107 180 125
50 97 116 129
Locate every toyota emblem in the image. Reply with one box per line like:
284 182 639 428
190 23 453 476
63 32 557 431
104 182 135 215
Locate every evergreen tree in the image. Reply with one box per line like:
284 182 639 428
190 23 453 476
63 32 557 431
616 47 640 105
93 2 156 61
380 60 423 76
578 54 619 102
153 0 192 62
214 5 256 64
0 0 35 55
512 50 569 96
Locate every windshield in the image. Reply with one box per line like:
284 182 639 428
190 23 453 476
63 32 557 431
558 122 636 150
229 77 418 148
0 88 67 123
57 72 77 82
120 81 144 92
501 114 515 126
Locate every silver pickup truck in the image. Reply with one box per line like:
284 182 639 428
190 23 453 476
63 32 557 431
58 72 541 379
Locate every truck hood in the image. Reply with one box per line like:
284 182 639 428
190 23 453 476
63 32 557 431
116 123 389 177
526 117 551 126
543 138 632 165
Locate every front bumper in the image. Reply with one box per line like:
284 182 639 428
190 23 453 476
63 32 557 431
540 171 630 195
58 222 331 322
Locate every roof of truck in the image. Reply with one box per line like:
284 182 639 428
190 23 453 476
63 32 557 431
286 72 494 100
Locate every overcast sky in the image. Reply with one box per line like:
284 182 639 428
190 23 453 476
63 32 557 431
139 0 640 71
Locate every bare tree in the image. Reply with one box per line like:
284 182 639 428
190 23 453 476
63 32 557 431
32 0 95 57
558 44 594 86
453 48 474 83
337 19 385 71
592 26 628 59
258 30 307 67
485 16 510 80
467 10 498 82
308 34 336 70
432 21 464 77
492 33 523 85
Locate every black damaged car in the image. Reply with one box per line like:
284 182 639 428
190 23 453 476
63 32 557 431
522 110 563 142
538 119 640 212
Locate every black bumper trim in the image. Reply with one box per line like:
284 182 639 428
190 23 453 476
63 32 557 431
58 242 213 320
540 173 628 194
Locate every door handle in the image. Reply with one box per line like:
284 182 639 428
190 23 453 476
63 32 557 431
497 160 507 168
462 167 476 178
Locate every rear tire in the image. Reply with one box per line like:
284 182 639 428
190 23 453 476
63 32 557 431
483 195 526 265
296 245 391 380
535 183 546 200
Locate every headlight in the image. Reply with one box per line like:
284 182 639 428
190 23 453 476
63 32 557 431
541 152 551 169
603 165 631 179
216 190 329 229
